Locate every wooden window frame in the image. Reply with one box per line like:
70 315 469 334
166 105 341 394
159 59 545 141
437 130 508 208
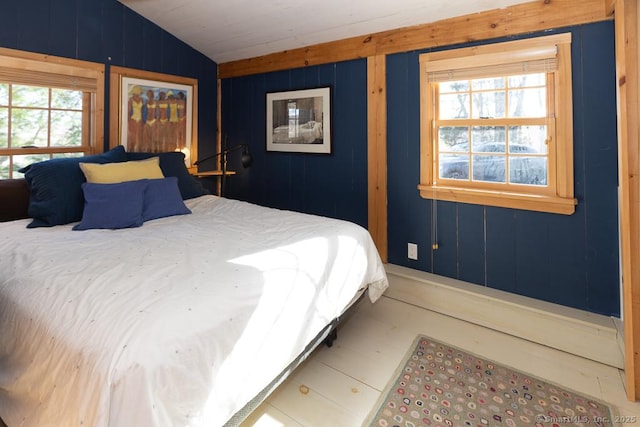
0 47 105 177
418 34 577 215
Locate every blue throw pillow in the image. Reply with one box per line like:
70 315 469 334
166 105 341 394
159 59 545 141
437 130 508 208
21 146 128 228
73 180 148 230
125 151 207 200
143 177 192 222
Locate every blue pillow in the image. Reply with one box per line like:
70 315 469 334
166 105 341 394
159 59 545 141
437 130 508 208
73 180 148 230
125 151 207 200
21 146 128 228
143 177 192 222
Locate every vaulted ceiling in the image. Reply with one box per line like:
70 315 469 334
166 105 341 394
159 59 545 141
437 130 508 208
118 0 529 64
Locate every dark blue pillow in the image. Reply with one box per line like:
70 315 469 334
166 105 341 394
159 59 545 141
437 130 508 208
21 146 128 228
73 180 148 230
125 151 207 200
143 177 191 222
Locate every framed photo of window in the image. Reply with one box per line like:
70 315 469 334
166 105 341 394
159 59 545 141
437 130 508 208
266 87 331 154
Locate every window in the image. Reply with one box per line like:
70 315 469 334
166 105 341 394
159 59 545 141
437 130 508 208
418 34 576 214
0 48 104 178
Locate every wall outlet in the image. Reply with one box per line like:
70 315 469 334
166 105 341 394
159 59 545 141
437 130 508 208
407 243 418 260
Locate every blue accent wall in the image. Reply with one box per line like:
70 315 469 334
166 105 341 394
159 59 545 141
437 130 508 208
221 60 369 227
223 21 620 317
0 0 218 155
387 22 620 317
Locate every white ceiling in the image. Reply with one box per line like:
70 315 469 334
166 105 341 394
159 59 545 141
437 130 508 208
119 0 529 64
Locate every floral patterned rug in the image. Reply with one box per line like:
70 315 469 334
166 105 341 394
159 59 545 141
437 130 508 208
365 335 615 427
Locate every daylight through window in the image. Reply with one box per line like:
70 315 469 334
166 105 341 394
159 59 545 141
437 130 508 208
0 49 104 178
418 33 577 214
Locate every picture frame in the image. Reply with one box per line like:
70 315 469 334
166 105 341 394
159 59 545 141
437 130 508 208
266 87 331 154
109 66 198 166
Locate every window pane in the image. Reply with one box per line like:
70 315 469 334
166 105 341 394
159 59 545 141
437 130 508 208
472 77 505 90
439 80 469 93
0 156 8 178
12 85 49 108
51 110 82 146
13 154 49 178
508 87 545 117
440 154 469 180
0 108 7 148
508 73 545 88
51 89 82 110
11 109 48 147
472 91 505 119
471 126 506 151
510 157 547 186
508 126 547 154
472 155 505 183
438 126 469 151
439 93 469 119
53 152 84 159
0 84 8 105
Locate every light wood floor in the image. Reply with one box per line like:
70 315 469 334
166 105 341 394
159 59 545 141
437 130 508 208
241 295 640 426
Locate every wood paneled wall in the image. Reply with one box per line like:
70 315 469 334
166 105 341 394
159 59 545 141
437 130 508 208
612 0 640 403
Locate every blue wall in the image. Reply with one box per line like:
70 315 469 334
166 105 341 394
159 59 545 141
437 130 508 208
221 61 369 227
0 0 218 155
223 21 620 317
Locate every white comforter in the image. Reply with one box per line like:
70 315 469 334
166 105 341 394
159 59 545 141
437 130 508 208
0 195 388 426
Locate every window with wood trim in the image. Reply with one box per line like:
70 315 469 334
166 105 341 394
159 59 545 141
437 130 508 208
0 48 105 178
418 33 577 214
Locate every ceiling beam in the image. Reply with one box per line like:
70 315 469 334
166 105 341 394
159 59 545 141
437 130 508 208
219 0 610 79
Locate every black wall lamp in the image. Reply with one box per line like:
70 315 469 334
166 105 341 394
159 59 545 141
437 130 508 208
193 142 252 197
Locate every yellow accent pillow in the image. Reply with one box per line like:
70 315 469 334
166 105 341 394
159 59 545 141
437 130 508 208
79 157 164 184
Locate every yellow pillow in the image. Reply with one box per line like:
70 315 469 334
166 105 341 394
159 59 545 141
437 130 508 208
79 157 164 184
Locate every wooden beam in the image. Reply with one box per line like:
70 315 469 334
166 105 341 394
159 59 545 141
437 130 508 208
367 55 388 262
219 0 610 79
614 0 640 402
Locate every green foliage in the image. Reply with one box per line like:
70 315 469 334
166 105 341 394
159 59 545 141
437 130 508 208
0 84 85 177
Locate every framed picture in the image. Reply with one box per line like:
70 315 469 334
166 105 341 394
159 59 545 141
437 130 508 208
266 87 331 154
109 66 198 166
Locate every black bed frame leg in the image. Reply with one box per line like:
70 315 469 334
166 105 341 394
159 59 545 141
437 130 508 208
324 328 338 347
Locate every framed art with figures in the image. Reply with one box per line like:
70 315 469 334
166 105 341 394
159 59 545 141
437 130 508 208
109 66 198 166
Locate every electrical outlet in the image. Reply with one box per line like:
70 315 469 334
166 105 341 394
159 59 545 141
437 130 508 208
407 243 418 260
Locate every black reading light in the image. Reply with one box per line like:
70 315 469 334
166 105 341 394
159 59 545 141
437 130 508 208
193 141 252 197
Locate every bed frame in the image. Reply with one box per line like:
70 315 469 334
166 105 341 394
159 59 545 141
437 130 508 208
0 179 29 222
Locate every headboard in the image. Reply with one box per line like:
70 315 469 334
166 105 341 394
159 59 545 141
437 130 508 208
0 179 30 222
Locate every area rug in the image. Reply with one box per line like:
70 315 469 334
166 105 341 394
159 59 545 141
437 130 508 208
365 335 615 427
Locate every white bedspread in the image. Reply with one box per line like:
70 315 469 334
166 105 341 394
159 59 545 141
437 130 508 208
0 195 388 426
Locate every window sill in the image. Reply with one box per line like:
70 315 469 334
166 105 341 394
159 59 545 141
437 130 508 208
417 184 577 215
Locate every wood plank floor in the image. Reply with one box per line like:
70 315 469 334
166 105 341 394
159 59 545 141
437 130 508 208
241 295 640 426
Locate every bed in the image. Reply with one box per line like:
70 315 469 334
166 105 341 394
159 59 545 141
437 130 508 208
0 147 388 426
272 120 322 144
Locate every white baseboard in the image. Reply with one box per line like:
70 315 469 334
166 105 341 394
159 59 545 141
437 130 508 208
384 264 624 369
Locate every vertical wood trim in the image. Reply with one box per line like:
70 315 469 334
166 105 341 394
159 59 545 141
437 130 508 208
418 56 434 187
614 0 640 401
108 70 120 152
216 78 222 195
93 70 105 154
556 42 575 199
367 55 388 262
